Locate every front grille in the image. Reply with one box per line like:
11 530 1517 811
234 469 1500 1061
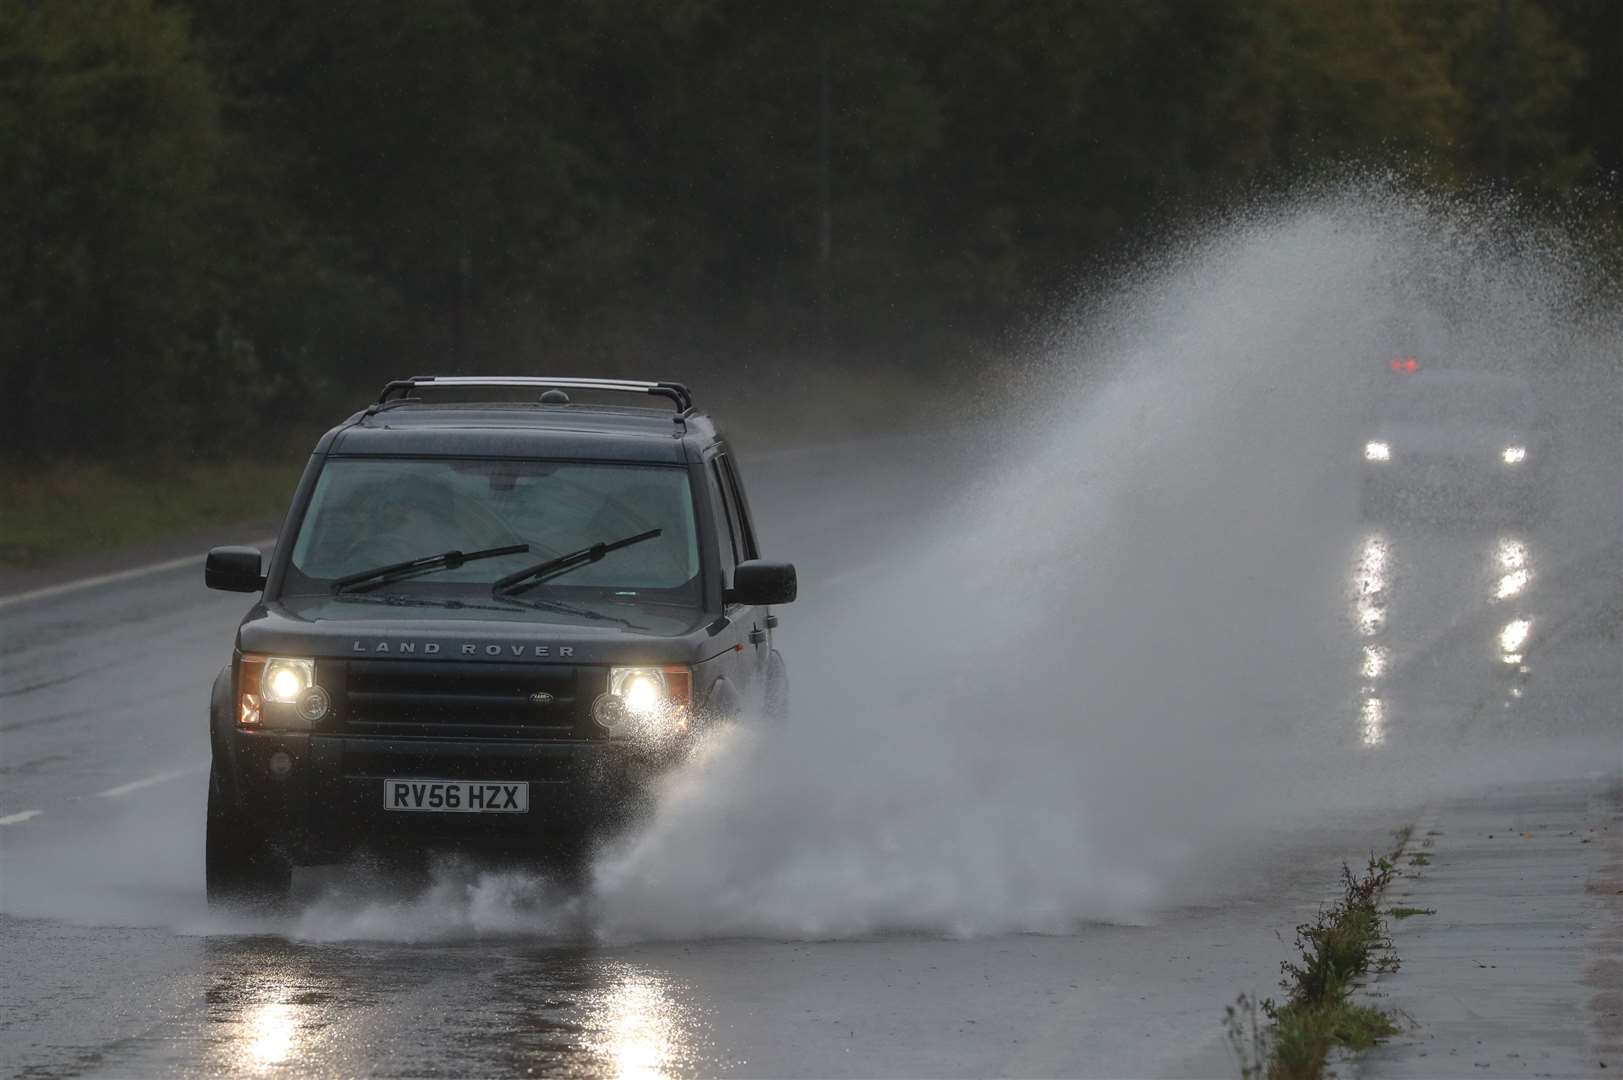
335 660 605 740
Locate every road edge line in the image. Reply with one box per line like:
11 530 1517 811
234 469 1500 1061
95 764 209 799
0 537 277 611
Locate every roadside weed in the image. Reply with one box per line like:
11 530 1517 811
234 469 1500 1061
1226 853 1405 1080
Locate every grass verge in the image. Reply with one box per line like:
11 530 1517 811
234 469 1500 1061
1225 848 1406 1080
0 461 304 565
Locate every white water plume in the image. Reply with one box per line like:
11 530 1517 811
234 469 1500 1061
577 181 1619 943
273 181 1619 945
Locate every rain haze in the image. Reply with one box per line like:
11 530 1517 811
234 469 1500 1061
2 6 1620 1079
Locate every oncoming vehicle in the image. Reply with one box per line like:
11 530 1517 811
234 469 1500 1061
202 377 796 904
1359 361 1549 522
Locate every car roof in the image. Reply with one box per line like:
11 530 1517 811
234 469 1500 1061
321 403 722 464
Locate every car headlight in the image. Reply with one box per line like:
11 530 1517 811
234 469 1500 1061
1501 446 1527 465
1364 441 1391 462
238 655 328 727
594 665 693 735
262 657 314 703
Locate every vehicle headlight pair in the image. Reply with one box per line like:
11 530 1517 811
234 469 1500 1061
1365 442 1528 465
238 655 330 728
593 665 692 736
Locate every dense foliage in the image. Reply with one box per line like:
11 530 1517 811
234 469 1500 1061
1 0 1617 460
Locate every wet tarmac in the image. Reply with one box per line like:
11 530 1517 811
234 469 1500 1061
2 430 1618 1077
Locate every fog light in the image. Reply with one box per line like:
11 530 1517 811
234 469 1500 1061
1501 446 1527 465
296 685 331 722
268 751 293 778
593 692 628 732
1364 441 1391 462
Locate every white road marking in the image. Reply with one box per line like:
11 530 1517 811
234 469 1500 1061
95 764 207 799
0 810 43 826
0 537 277 610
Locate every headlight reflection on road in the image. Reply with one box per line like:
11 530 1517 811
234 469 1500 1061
1353 535 1389 593
1360 645 1388 680
583 968 705 1080
1350 535 1395 749
1499 618 1531 663
1493 537 1532 600
1352 535 1389 638
1355 599 1387 636
244 1001 298 1068
1495 569 1531 599
1360 697 1385 746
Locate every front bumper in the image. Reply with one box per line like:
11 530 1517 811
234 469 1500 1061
224 729 656 864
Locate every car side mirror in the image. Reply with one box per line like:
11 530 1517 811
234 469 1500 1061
727 560 797 606
205 546 265 592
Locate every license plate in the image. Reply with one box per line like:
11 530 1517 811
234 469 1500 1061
383 779 529 813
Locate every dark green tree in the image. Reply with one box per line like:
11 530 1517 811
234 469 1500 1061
0 0 218 457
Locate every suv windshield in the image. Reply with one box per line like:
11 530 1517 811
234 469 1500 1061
285 458 701 602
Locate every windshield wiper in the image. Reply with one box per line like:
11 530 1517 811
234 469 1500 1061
336 583 650 630
331 592 536 614
333 543 529 594
500 593 651 631
492 529 661 597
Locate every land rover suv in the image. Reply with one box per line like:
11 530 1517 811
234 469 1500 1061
202 377 796 904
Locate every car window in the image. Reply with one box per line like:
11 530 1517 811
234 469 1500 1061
707 458 742 585
286 457 701 598
718 453 759 560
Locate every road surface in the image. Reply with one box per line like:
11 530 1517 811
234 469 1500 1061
3 429 1618 1077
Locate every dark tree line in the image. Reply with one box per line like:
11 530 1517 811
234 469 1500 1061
2 0 1617 460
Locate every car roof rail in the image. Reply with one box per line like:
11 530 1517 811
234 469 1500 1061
371 376 695 419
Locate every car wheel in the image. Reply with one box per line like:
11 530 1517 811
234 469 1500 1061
205 768 291 907
764 649 790 725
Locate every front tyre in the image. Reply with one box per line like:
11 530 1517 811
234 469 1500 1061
205 769 291 907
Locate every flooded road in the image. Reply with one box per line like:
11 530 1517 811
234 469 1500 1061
3 427 1616 1077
